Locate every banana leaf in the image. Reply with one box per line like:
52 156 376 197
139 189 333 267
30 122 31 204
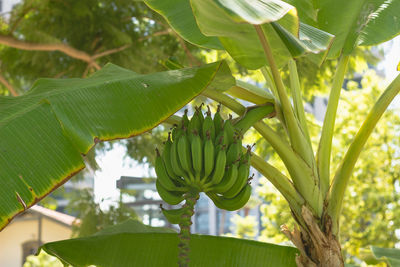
317 0 400 58
370 246 400 267
0 61 234 230
41 219 298 267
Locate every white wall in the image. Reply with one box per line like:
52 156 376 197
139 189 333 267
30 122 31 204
0 215 71 267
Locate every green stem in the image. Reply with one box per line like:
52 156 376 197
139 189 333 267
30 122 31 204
260 67 287 130
227 80 275 105
178 191 199 267
288 59 312 148
203 90 322 216
250 152 305 218
254 121 323 216
234 104 274 133
254 25 316 171
317 55 350 197
260 67 279 101
326 73 400 235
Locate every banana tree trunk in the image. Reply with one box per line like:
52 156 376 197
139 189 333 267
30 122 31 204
282 207 344 267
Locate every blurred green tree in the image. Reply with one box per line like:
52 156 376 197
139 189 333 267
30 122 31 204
66 189 138 238
257 70 400 263
0 0 199 95
23 251 63 267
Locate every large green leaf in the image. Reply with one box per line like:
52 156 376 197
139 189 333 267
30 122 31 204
41 219 298 267
371 246 400 267
212 0 294 24
144 0 333 69
143 0 223 50
318 0 400 58
284 0 317 26
0 62 234 230
190 0 333 69
190 0 297 69
271 21 334 58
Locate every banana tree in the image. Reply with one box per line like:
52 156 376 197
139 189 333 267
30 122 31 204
1 0 400 266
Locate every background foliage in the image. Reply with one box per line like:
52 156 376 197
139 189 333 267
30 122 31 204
256 70 400 263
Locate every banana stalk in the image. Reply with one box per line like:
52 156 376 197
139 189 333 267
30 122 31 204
178 191 199 267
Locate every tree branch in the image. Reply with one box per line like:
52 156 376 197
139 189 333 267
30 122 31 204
0 34 100 69
137 29 172 42
0 28 175 72
0 73 18 96
93 29 174 60
92 44 131 60
172 33 200 67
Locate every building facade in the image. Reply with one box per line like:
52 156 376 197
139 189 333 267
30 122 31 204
0 206 75 267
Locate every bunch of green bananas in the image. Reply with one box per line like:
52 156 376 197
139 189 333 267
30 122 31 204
155 105 252 222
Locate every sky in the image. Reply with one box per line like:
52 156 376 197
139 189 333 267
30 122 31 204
94 143 154 208
93 37 400 207
378 36 400 108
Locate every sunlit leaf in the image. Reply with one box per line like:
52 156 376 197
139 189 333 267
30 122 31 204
191 0 333 69
318 0 400 58
371 246 400 267
213 0 294 24
143 0 223 50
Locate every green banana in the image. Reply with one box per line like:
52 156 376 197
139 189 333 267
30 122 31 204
214 104 223 137
171 125 177 141
223 148 251 198
214 132 228 161
155 148 185 191
223 115 235 145
195 104 204 126
170 136 186 178
241 145 252 164
235 132 243 148
161 205 188 224
188 112 201 138
202 106 215 141
223 162 249 198
207 184 251 211
210 146 227 185
156 180 184 205
203 132 214 180
191 131 203 180
155 105 256 214
162 133 181 182
177 133 193 174
226 139 241 165
215 130 227 150
172 124 184 142
182 109 189 128
211 162 238 194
